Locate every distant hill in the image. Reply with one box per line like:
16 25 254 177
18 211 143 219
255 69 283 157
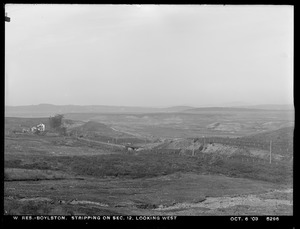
183 107 262 113
5 104 165 117
5 103 294 117
183 104 294 113
4 104 195 117
163 106 195 112
69 121 140 142
233 104 294 111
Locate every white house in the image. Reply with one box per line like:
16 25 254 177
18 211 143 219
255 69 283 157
37 123 45 132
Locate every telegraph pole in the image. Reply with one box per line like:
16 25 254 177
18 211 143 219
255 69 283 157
192 139 195 156
269 140 272 164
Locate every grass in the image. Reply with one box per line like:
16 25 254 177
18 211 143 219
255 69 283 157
211 158 293 184
5 169 289 215
4 168 70 181
4 116 293 184
5 160 53 170
5 150 289 184
5 136 292 184
41 152 199 178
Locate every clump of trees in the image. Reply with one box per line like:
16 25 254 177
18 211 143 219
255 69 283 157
49 114 63 129
49 114 66 136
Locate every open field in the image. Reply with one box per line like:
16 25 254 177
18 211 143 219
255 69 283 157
4 112 294 215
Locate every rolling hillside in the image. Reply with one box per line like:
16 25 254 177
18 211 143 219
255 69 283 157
74 121 115 133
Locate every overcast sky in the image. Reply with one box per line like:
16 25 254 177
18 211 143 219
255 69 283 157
5 4 293 107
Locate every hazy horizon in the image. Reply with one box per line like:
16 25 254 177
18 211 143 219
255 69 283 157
5 102 294 109
5 5 294 107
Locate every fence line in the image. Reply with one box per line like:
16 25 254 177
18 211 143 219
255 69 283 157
154 148 293 165
215 155 292 165
194 137 293 153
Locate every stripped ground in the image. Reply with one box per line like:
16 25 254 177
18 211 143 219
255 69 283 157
158 139 289 162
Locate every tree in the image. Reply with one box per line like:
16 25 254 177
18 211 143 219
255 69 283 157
49 114 64 130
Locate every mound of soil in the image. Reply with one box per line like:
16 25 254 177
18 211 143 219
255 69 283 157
78 121 112 132
207 122 243 132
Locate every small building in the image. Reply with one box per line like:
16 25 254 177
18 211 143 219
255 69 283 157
37 123 45 132
22 128 30 133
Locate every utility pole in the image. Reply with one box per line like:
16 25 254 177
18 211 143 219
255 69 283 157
192 139 195 156
269 140 272 164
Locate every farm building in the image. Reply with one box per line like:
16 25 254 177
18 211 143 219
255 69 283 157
30 123 46 133
37 123 45 132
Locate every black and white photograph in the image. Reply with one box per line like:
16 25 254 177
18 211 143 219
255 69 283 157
4 4 294 223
